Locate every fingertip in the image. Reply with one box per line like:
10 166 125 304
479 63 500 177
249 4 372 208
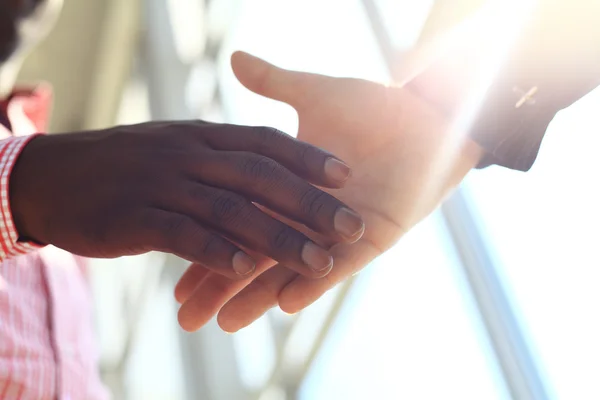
177 308 197 333
174 289 185 305
232 251 256 278
279 300 303 315
280 306 299 316
229 50 300 107
217 313 241 334
324 157 352 185
173 263 211 305
231 49 251 61
230 50 247 72
230 50 265 87
231 50 269 66
318 181 346 190
300 242 334 278
334 207 365 243
174 279 192 305
230 50 245 59
177 300 208 333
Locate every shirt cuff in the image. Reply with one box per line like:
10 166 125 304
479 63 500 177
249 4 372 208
0 135 45 260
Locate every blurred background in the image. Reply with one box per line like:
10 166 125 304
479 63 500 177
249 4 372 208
16 0 600 399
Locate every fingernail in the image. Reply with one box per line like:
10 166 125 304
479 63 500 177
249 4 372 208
334 207 365 241
301 242 333 273
232 252 256 277
324 157 351 183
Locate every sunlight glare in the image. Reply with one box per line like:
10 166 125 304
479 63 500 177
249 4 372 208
418 0 537 213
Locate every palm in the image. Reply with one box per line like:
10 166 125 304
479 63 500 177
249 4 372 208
296 78 449 253
175 52 481 332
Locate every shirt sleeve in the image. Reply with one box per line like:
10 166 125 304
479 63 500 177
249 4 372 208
0 135 44 261
470 0 600 171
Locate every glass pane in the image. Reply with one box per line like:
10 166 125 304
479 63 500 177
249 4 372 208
373 0 434 50
299 213 510 400
464 86 600 399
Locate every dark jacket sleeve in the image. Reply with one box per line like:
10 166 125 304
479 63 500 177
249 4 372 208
470 0 600 171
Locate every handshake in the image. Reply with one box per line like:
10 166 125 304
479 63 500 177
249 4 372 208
11 52 482 333
173 51 483 333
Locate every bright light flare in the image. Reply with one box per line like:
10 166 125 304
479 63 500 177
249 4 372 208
400 0 538 218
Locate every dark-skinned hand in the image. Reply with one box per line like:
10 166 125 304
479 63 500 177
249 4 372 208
9 121 364 280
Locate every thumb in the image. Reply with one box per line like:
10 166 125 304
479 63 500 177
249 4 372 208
231 51 322 110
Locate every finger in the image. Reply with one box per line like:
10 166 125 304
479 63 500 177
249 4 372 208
178 257 278 332
168 182 334 278
279 240 380 314
175 246 272 304
193 151 364 242
174 263 211 304
231 51 327 111
217 266 297 333
200 124 353 188
140 209 257 279
255 204 336 248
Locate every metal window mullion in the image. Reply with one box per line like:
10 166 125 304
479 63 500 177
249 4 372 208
442 190 550 400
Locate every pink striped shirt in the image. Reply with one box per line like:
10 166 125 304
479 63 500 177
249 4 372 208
0 86 109 400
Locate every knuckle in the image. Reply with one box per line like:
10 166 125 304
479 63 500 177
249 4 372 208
198 233 220 257
162 213 190 237
255 126 284 146
240 155 281 181
298 187 330 215
188 184 211 201
297 142 314 166
211 194 248 224
143 211 190 251
270 226 296 252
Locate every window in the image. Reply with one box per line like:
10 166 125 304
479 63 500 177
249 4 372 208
465 86 600 399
